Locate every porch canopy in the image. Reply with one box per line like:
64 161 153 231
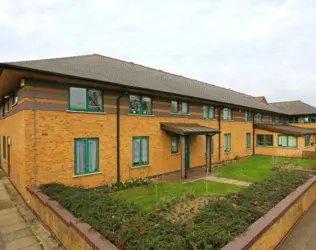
160 122 220 135
161 122 220 179
255 124 316 136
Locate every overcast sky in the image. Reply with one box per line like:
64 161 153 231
1 0 316 105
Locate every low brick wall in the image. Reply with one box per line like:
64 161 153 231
222 176 316 250
26 186 117 250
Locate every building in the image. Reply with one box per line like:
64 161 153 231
0 54 316 198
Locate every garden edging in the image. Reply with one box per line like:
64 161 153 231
26 186 118 250
222 176 316 250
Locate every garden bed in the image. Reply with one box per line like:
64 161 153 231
38 171 311 250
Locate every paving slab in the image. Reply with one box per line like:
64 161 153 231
0 222 28 235
2 228 33 243
4 236 38 250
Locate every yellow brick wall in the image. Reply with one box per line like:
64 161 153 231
0 111 27 195
254 128 307 157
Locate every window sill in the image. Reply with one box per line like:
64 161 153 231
72 171 102 178
67 110 106 115
224 151 231 154
278 146 298 149
128 113 154 117
12 103 18 107
203 118 216 121
132 164 152 169
256 145 274 147
170 112 180 115
223 119 233 121
171 153 180 156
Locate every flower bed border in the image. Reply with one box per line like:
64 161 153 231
222 176 316 250
26 186 118 250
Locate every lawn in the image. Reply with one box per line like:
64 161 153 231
214 155 315 182
111 180 244 210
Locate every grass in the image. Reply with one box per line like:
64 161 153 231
111 180 244 210
214 155 315 182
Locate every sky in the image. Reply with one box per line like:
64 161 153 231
1 0 316 105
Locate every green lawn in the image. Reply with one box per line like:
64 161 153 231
111 180 244 210
214 155 315 182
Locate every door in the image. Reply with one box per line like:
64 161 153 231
185 135 190 170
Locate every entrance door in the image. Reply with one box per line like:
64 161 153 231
185 136 190 170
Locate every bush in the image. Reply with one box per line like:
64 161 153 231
40 171 310 250
94 178 152 193
185 171 310 249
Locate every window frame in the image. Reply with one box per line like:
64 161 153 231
2 136 6 160
128 94 152 115
277 135 298 148
203 105 214 120
305 135 311 147
171 135 179 154
132 136 150 167
69 87 104 112
223 108 232 120
245 111 252 122
171 101 179 114
246 133 251 149
1 104 4 117
257 113 263 123
270 116 275 124
224 133 231 152
74 138 99 176
12 92 18 106
181 102 189 115
256 134 274 147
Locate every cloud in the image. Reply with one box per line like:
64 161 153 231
1 0 316 105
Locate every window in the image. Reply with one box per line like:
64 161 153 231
304 117 309 123
4 100 9 113
1 104 4 117
257 113 263 123
289 117 299 124
278 135 298 148
133 137 149 167
203 105 214 119
171 135 179 154
224 134 231 152
245 111 252 122
246 133 251 149
276 116 281 123
182 102 189 114
171 101 178 114
223 108 232 120
305 135 311 147
129 95 152 115
256 134 273 146
69 87 103 112
2 136 6 160
271 116 275 124
12 92 18 106
74 138 99 175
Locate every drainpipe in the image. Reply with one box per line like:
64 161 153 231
33 85 37 186
116 91 128 184
217 108 221 162
252 113 255 155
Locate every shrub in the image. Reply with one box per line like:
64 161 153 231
40 171 309 250
94 178 152 193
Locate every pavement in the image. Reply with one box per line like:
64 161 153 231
277 202 316 250
203 175 251 186
0 169 60 250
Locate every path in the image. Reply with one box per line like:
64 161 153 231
202 176 251 186
0 169 60 250
277 202 316 250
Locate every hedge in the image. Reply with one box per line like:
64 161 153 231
40 171 310 250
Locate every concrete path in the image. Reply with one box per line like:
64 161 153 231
202 176 251 186
277 202 316 250
0 169 60 250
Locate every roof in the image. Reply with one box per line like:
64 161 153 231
160 123 220 135
269 100 316 115
0 54 285 114
255 123 316 136
253 96 268 105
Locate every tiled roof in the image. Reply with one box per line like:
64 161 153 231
160 123 220 135
270 101 316 115
255 123 316 136
1 54 285 114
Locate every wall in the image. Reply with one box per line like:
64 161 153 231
223 177 316 250
254 128 309 158
26 186 117 250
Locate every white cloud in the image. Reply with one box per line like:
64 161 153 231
1 0 316 105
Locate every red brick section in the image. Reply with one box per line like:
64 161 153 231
222 177 316 250
26 186 118 250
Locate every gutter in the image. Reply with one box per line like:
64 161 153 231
116 91 128 184
33 84 37 186
253 114 255 155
